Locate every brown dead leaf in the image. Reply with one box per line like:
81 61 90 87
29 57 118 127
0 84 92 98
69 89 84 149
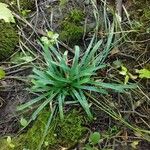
121 129 128 142
110 47 120 56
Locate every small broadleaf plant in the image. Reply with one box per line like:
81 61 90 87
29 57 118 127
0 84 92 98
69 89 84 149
136 68 150 79
84 132 101 150
0 2 15 23
119 65 137 84
0 68 5 79
17 25 136 127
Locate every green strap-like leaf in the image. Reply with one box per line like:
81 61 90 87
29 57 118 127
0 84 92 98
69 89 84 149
80 34 95 66
99 22 114 64
72 89 93 119
17 92 51 111
38 41 52 66
77 85 108 94
50 60 70 72
33 68 49 80
85 39 103 66
72 46 80 69
49 45 62 61
46 69 70 83
58 94 65 120
28 91 58 123
93 81 136 92
38 106 57 150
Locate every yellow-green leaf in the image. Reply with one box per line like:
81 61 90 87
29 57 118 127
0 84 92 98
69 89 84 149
0 2 15 23
124 75 129 84
0 68 5 79
44 141 49 146
41 36 49 45
131 141 139 149
136 68 150 79
6 136 12 144
9 143 15 148
119 65 128 76
20 117 28 127
6 136 15 148
128 72 137 80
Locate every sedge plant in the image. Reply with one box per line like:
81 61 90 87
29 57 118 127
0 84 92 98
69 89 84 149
17 23 136 149
17 23 136 125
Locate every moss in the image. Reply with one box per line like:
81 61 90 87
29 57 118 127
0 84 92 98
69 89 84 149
130 0 150 31
69 9 84 23
0 0 35 10
126 0 150 42
0 109 86 150
13 0 35 10
0 21 18 61
59 0 68 7
60 22 84 43
59 9 85 44
56 109 86 147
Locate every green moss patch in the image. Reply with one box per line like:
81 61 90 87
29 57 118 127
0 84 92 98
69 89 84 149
0 21 18 61
59 9 85 44
129 0 150 31
0 109 86 150
13 0 35 10
0 0 35 10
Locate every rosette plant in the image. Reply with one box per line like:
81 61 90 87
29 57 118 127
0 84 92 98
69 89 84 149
17 25 136 149
17 26 135 123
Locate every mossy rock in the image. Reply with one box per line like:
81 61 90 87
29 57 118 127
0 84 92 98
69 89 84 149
0 0 35 10
59 9 85 44
60 22 84 43
0 109 86 150
13 0 35 10
0 21 18 61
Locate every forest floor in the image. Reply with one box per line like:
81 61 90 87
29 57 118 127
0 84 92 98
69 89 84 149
0 0 150 150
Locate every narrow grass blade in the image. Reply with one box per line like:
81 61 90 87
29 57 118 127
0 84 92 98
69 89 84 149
71 46 80 77
77 85 108 94
46 70 70 83
17 92 51 111
33 68 49 79
72 64 106 81
86 93 150 141
38 41 52 66
58 94 65 120
72 89 93 119
72 72 96 81
29 91 58 122
80 34 95 66
79 90 93 119
31 77 55 86
38 106 57 150
85 40 103 65
49 45 62 61
99 22 114 64
31 87 51 92
75 77 91 85
59 51 70 73
72 46 80 69
50 60 70 72
93 81 137 92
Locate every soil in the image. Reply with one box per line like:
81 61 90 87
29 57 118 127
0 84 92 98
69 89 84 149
0 67 32 135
